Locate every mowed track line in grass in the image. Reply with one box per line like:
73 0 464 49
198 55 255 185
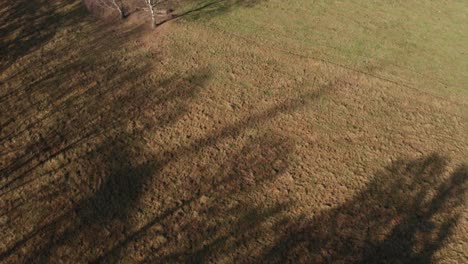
1 0 467 263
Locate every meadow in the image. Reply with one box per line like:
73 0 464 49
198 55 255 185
1 0 467 262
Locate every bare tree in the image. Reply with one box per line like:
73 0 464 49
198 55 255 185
111 0 126 19
86 0 164 27
143 0 157 28
86 0 126 19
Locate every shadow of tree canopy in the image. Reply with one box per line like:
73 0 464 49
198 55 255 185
0 56 327 264
96 131 296 263
147 0 268 26
0 0 214 193
14 136 159 263
0 0 210 261
89 153 465 263
1 59 211 260
0 0 88 71
0 0 267 72
263 154 467 263
1 39 328 263
0 0 326 261
179 0 267 19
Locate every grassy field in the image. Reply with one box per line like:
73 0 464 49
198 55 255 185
180 0 468 99
1 0 467 263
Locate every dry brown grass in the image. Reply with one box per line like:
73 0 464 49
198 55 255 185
1 0 467 263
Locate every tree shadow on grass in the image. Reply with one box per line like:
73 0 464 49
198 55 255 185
186 0 267 18
103 131 296 263
263 154 467 263
0 79 328 262
0 0 88 71
15 136 158 263
0 0 214 261
0 67 211 259
0 63 212 261
154 0 268 26
0 0 214 193
90 84 329 262
0 0 329 259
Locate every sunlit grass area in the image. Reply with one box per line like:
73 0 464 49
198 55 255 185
180 0 468 99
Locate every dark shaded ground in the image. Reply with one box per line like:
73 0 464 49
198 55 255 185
0 0 294 262
0 0 87 71
262 154 467 263
155 0 267 26
119 154 464 263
